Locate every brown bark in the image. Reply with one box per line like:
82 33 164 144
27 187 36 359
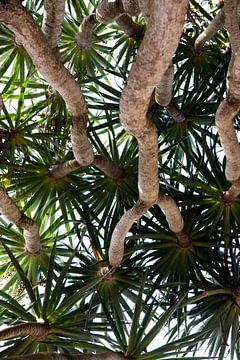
194 9 225 53
109 200 152 268
222 179 240 202
41 0 65 48
6 353 126 360
75 14 97 50
224 0 240 52
155 62 174 107
0 322 49 340
49 156 125 180
108 0 189 268
116 14 142 38
96 0 124 24
0 2 94 167
215 5 240 183
176 230 192 248
166 102 186 123
122 0 140 16
0 187 41 254
157 193 184 233
93 155 125 180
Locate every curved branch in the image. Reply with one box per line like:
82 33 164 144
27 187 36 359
41 0 65 48
155 62 174 106
122 0 140 16
194 9 225 53
157 193 184 233
116 14 142 38
0 2 94 166
0 187 41 254
109 200 152 268
96 0 124 23
0 322 48 340
7 353 126 360
76 14 97 50
166 102 186 123
215 9 240 182
108 0 189 268
49 156 125 180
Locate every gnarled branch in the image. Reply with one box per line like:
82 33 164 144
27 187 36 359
0 2 94 167
41 0 65 48
0 322 48 340
0 187 41 254
108 0 189 268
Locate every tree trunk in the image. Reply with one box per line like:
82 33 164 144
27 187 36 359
41 0 65 48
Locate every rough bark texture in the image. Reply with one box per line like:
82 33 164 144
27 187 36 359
96 0 124 23
49 160 81 179
41 0 65 48
166 102 186 123
0 322 49 340
108 0 189 268
0 1 94 167
116 14 142 38
224 0 239 52
75 14 97 50
122 0 140 16
49 156 125 180
6 353 126 360
0 187 41 254
155 62 174 107
109 200 152 268
95 0 141 38
93 155 125 180
194 9 225 53
215 5 240 183
157 193 184 233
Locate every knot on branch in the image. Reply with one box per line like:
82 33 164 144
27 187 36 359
176 230 192 248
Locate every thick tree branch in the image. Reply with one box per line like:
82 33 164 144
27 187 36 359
155 62 174 107
108 0 189 268
116 14 142 38
109 200 152 268
49 156 125 180
157 193 184 233
0 2 94 166
222 179 240 202
224 0 240 52
41 0 65 48
0 322 48 340
194 9 225 53
166 102 186 123
215 10 240 183
75 14 97 50
6 353 126 360
95 0 141 38
0 187 41 254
